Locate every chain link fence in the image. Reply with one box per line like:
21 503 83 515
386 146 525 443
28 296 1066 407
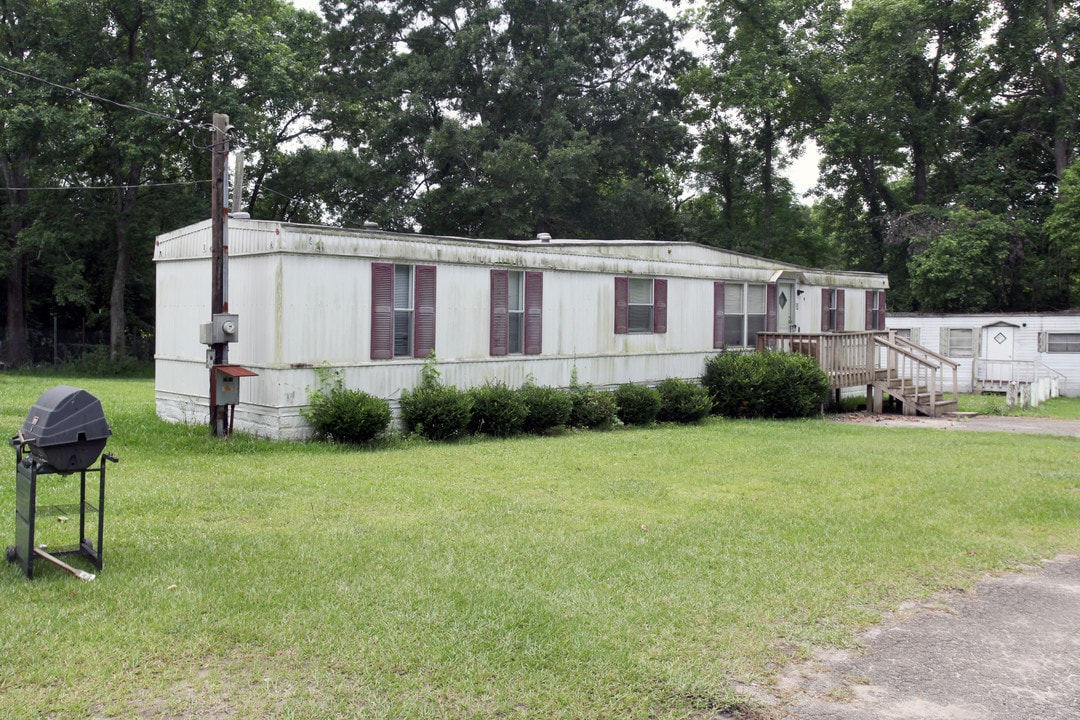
2 325 154 367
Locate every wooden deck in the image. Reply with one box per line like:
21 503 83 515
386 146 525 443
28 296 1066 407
756 330 960 417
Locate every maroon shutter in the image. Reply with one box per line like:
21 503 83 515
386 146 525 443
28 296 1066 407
413 265 436 358
878 291 887 330
652 278 667 333
836 289 846 331
821 288 831 331
766 283 778 332
614 276 629 334
713 281 725 348
865 290 874 330
370 263 394 359
524 271 543 354
490 269 508 356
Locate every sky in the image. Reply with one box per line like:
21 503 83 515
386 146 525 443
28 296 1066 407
284 0 821 198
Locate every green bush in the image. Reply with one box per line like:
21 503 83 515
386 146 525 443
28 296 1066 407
468 382 528 437
569 386 618 430
656 378 712 423
302 370 391 443
614 383 661 426
519 384 573 434
703 350 828 419
399 383 473 441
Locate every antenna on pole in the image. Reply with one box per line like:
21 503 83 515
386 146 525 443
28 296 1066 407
232 149 246 214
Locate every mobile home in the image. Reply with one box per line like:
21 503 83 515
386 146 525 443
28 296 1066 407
155 219 890 439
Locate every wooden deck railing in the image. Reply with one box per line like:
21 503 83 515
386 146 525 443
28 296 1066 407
756 330 960 416
756 331 884 389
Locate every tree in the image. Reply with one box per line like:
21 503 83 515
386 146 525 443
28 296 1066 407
324 0 693 239
1045 160 1080 308
1 0 328 364
695 0 835 256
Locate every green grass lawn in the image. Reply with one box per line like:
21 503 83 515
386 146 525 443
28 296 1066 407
957 392 1080 419
2 375 1078 719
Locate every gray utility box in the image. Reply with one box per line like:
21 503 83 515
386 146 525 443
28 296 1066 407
19 385 112 473
200 313 239 345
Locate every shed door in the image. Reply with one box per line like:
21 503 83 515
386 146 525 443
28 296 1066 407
981 325 1015 382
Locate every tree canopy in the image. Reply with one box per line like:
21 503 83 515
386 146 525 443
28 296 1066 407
1 0 1078 366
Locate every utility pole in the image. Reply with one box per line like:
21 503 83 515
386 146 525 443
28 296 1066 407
210 113 229 437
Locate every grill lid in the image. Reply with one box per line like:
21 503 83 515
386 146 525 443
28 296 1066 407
20 385 112 471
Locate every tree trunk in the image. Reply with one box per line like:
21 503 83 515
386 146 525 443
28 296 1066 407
1044 0 1074 182
912 138 928 204
109 176 141 360
1 153 30 367
760 113 774 256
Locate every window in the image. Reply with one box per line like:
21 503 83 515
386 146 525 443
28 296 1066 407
865 290 886 330
614 277 667 334
1046 333 1080 353
371 263 436 359
941 328 974 358
821 288 846 331
718 282 768 347
491 269 543 355
892 327 920 344
393 264 412 357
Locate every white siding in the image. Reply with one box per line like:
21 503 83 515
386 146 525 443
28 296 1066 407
156 218 890 438
886 313 1080 396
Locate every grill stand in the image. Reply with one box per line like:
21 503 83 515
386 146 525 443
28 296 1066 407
7 438 116 579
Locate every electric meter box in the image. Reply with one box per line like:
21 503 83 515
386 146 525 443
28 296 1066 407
200 313 239 345
213 365 258 405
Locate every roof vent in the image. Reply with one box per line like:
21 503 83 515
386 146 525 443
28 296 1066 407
364 220 379 229
537 233 552 243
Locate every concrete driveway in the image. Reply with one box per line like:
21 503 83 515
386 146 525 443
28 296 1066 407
767 556 1080 719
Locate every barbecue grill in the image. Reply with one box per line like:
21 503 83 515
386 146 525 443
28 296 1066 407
7 386 117 579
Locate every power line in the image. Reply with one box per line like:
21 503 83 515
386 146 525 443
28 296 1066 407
0 62 215 133
5 180 212 192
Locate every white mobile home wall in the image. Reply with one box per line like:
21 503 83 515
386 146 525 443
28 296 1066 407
155 219 889 439
885 312 1080 397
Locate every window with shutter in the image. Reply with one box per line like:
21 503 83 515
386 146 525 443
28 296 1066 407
615 277 668 334
371 263 436 360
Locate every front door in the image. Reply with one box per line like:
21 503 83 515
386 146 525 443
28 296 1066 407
777 283 796 331
981 324 1016 383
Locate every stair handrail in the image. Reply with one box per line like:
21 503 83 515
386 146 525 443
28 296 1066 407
874 332 960 411
884 332 960 371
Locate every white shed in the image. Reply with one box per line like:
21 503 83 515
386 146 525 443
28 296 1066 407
886 312 1080 397
155 218 889 439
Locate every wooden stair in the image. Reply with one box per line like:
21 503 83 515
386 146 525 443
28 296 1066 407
874 372 958 417
871 335 960 418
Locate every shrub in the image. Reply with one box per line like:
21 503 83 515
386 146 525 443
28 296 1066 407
569 386 618 430
302 369 391 443
703 350 828 419
614 383 661 426
656 378 712 423
468 382 528 437
519 384 573 434
399 383 473 441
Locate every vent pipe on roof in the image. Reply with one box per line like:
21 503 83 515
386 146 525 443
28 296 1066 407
364 220 379 229
537 232 551 242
